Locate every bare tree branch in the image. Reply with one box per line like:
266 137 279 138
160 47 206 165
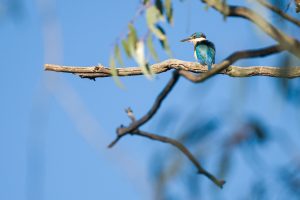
45 44 300 82
201 0 300 58
42 0 300 192
108 70 180 148
256 0 300 27
132 129 226 188
295 0 300 13
109 105 225 188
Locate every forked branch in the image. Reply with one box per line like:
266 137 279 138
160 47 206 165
109 99 225 188
44 42 300 189
108 70 180 148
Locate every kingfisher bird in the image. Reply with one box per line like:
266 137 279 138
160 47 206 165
181 32 215 70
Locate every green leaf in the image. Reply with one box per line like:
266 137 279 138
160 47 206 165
109 55 125 89
203 4 210 11
147 34 159 62
157 25 172 57
143 0 150 5
122 39 131 58
114 44 124 66
155 0 164 15
160 38 172 57
149 25 166 40
214 0 229 16
128 23 138 57
165 0 173 24
146 6 166 40
146 6 163 24
109 55 115 68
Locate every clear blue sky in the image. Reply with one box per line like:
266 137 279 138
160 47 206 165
1 0 300 199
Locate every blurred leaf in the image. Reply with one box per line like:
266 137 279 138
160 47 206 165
157 25 172 57
147 34 159 62
222 0 228 21
165 0 173 24
109 55 115 68
179 118 219 145
218 152 231 178
155 109 178 133
146 6 166 40
122 39 132 58
250 181 267 200
250 122 267 142
143 0 150 5
135 40 153 79
271 0 286 10
213 0 229 16
146 5 163 23
114 44 124 65
155 0 164 15
109 55 125 88
0 0 24 21
128 23 138 56
159 38 172 57
204 4 210 11
149 25 166 41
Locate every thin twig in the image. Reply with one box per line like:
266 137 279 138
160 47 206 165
256 0 300 27
132 129 226 188
107 70 180 148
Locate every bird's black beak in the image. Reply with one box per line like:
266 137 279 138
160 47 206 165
180 37 191 42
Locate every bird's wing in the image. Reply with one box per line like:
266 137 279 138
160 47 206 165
196 41 215 69
207 47 215 64
203 40 216 63
195 44 207 64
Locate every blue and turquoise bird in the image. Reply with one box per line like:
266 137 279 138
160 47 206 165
181 32 215 70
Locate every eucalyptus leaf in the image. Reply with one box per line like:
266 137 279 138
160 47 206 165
155 0 164 15
161 38 172 57
109 55 125 88
146 6 163 24
122 39 132 58
128 23 138 56
146 6 166 40
165 0 173 24
147 34 159 62
114 44 124 65
157 25 172 57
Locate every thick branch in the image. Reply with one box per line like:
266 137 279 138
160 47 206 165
256 0 300 27
295 0 300 13
132 129 226 188
45 45 300 82
201 0 300 58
